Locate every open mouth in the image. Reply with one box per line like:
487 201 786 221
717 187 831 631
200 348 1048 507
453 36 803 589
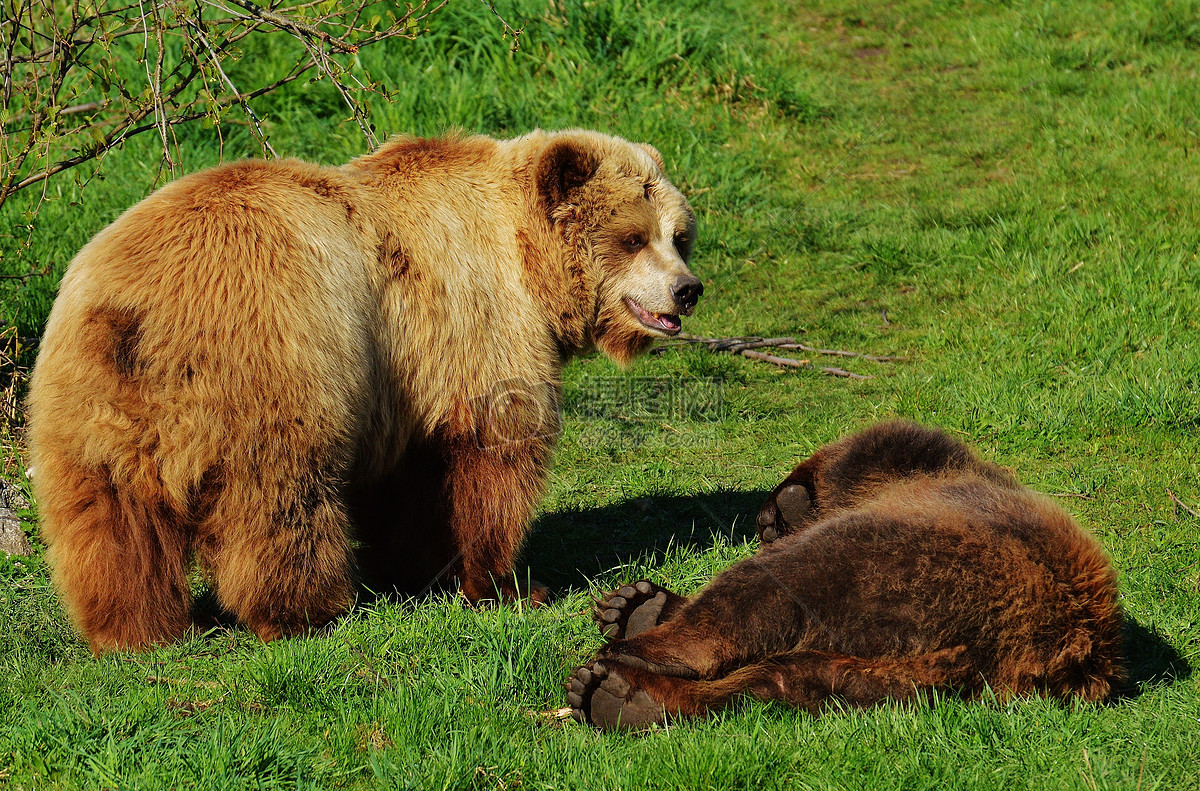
625 297 682 336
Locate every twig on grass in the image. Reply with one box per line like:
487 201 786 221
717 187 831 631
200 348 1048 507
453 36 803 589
146 675 224 689
1168 489 1200 520
165 697 226 716
653 333 904 380
739 349 870 380
0 329 33 430
1081 748 1099 791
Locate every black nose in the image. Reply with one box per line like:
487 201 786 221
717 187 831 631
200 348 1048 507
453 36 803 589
671 275 703 311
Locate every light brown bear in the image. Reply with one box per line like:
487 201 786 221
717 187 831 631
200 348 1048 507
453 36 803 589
27 129 702 653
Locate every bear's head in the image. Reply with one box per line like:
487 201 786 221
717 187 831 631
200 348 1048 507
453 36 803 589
535 130 702 365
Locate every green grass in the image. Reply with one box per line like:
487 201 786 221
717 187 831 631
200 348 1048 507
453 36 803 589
3 0 1200 787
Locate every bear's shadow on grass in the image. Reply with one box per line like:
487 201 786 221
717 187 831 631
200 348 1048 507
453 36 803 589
194 489 769 632
1122 618 1191 692
520 488 768 592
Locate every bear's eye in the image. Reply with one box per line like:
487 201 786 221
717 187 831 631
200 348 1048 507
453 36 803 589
622 234 647 253
673 232 692 256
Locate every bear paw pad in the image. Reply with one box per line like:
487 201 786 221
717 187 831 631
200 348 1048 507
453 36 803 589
566 661 667 731
592 580 679 640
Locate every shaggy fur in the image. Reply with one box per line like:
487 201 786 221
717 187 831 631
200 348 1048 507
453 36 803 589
27 130 701 653
568 422 1125 730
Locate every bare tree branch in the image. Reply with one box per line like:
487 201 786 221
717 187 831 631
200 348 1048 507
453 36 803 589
739 349 873 379
221 0 361 54
141 0 175 175
0 0 452 219
186 15 278 157
478 0 525 52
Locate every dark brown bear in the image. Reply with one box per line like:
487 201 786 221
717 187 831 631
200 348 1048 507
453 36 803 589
567 421 1125 730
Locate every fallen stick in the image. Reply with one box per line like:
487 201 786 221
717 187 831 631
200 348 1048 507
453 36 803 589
739 350 872 379
146 676 223 689
654 334 903 379
774 342 905 362
693 336 904 362
1168 489 1200 520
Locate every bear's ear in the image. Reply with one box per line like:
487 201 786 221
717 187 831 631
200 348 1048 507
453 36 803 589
637 143 665 171
536 137 599 214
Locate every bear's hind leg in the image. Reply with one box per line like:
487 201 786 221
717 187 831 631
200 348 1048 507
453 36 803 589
202 467 355 642
595 552 823 679
747 646 973 713
40 461 192 654
593 580 688 640
568 646 972 730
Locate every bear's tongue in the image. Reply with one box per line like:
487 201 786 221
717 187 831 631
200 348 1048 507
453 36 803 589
626 298 681 334
657 314 681 332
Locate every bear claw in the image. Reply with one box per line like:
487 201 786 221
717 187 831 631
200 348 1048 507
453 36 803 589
566 660 667 731
592 580 681 641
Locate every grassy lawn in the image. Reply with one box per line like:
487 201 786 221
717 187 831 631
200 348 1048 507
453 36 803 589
2 0 1199 787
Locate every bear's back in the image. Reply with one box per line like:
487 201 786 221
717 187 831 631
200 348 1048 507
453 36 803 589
27 157 385 505
776 466 1123 700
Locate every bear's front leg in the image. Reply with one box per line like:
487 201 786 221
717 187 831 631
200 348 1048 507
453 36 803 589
441 431 554 603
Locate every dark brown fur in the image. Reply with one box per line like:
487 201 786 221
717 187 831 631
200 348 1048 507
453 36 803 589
569 422 1125 729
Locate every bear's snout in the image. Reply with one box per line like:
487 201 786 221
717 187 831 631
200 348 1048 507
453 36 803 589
670 274 703 314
